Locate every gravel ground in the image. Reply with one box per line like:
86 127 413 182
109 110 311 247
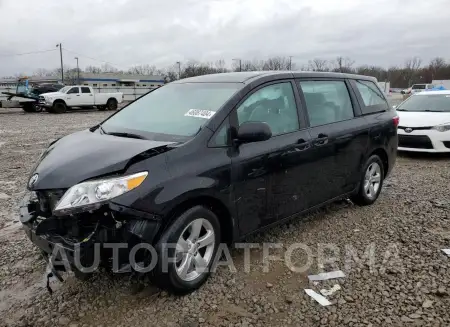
0 105 449 327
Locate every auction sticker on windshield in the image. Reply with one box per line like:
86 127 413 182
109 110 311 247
184 109 216 119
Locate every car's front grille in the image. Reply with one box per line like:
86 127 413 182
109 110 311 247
398 126 432 131
398 135 433 149
443 141 450 149
35 189 66 216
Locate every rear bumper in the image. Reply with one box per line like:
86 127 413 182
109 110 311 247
398 129 450 153
20 192 162 271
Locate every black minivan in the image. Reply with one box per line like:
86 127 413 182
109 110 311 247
20 72 398 293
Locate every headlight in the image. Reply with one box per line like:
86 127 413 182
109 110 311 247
432 123 450 132
54 172 148 215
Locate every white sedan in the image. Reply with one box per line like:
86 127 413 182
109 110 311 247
395 91 450 152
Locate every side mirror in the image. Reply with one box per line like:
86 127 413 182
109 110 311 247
235 121 272 144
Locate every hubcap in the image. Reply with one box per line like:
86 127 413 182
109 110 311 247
364 162 381 199
175 218 215 282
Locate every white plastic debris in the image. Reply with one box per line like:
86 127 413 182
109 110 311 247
304 289 332 306
442 249 450 256
308 270 346 281
320 284 341 297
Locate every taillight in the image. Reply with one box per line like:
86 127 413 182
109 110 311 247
393 116 399 127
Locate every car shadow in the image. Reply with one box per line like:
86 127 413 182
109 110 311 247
398 151 450 161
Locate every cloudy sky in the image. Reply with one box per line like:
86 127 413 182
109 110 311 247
0 0 449 76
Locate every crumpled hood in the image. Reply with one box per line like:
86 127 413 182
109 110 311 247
397 111 450 127
30 129 175 190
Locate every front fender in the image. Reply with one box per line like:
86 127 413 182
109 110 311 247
154 176 233 215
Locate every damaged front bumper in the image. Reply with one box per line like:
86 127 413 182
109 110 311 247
19 191 162 275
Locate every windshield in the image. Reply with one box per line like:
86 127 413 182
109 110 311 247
102 82 241 138
397 94 450 112
16 85 27 94
58 86 71 93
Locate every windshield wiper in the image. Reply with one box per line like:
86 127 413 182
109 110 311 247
104 131 147 140
395 109 407 111
98 124 107 134
423 109 443 112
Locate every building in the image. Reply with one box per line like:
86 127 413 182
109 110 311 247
78 73 165 88
0 73 165 88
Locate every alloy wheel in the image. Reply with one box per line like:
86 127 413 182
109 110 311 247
175 218 215 282
364 162 381 199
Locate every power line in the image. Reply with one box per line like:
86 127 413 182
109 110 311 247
62 48 125 69
0 48 57 57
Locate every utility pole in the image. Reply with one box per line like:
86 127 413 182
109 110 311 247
232 58 242 72
176 61 181 79
289 56 293 70
74 57 80 84
56 43 64 84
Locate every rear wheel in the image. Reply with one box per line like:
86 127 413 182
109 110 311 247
106 98 118 110
52 101 67 114
152 206 221 294
351 155 384 206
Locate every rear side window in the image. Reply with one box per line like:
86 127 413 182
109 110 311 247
81 87 91 94
354 80 389 114
299 80 354 127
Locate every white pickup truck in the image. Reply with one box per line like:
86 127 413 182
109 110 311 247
39 85 123 113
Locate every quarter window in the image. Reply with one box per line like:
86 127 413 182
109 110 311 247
299 80 354 127
236 82 299 136
354 80 389 114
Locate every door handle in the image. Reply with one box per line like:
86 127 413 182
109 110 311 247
76 95 80 96
296 138 311 151
313 133 329 146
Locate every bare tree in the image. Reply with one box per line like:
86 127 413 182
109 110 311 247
33 68 54 77
100 63 119 73
429 57 446 80
237 59 264 72
214 59 228 73
262 56 294 71
127 64 157 75
308 58 329 72
85 65 102 74
333 56 355 73
404 57 422 86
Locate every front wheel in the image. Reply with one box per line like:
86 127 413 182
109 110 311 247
22 103 37 113
351 155 384 206
152 206 221 294
52 102 67 114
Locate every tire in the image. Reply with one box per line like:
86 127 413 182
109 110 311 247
22 103 36 113
152 205 221 294
33 103 43 112
106 98 118 110
52 101 67 114
351 155 384 206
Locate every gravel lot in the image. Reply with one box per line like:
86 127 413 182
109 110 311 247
1 104 449 327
